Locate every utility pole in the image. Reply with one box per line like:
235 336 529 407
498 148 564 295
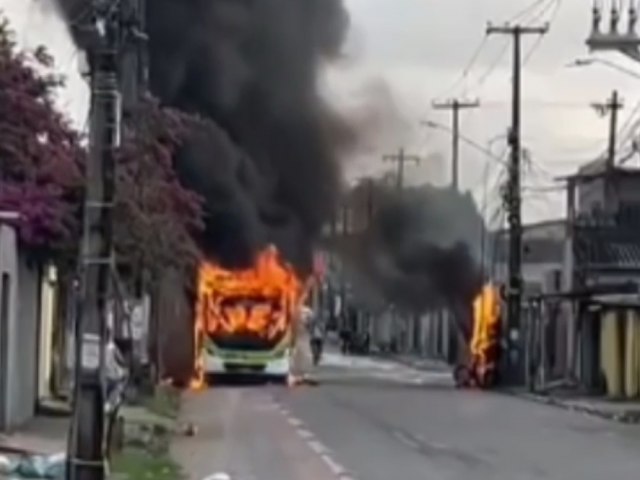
383 148 421 190
591 90 623 170
365 178 375 228
431 99 480 190
340 201 349 331
591 90 623 214
68 0 145 477
68 2 121 479
486 21 548 384
587 2 640 62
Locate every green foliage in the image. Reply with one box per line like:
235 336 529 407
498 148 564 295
0 15 204 278
114 97 205 284
111 448 184 480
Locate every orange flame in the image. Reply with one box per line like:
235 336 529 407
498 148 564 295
469 284 501 386
190 246 304 389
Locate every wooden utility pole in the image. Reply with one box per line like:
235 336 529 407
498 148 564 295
486 21 548 384
431 99 480 190
383 148 421 190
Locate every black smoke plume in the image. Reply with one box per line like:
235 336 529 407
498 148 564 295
53 0 351 273
340 181 485 313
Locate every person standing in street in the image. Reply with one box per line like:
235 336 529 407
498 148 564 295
309 311 325 365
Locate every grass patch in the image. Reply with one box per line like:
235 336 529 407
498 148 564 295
143 383 181 419
111 448 184 480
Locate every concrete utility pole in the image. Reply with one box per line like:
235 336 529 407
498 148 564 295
383 148 421 190
431 99 480 190
120 0 149 118
486 21 548 384
69 2 121 479
591 90 623 170
587 1 640 62
68 0 145 478
365 178 375 228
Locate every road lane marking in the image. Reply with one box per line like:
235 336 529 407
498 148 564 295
273 399 358 480
287 416 304 427
202 474 231 480
320 453 344 475
392 430 421 450
307 439 327 454
297 428 314 439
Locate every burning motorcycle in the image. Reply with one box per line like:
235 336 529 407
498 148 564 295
454 284 501 389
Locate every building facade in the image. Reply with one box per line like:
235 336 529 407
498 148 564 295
0 219 42 431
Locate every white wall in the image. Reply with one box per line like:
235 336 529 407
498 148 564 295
0 223 18 430
0 223 41 431
8 253 40 430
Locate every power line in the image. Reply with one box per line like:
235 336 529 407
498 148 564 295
615 98 640 151
479 99 592 109
471 2 554 93
436 36 489 99
523 0 563 66
509 0 553 22
439 0 560 100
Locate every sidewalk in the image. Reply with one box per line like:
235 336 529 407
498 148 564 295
0 416 68 456
378 352 640 424
371 351 452 373
508 390 640 424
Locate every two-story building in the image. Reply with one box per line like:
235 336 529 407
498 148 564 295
563 159 640 397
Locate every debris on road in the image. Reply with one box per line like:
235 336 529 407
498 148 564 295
0 451 65 479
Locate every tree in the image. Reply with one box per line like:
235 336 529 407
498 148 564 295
115 97 205 289
0 15 205 282
0 16 84 261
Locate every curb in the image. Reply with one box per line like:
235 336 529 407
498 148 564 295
501 390 640 425
371 353 452 373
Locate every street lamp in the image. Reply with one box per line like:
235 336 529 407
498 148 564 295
567 57 640 80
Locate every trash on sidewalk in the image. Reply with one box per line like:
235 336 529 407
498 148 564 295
0 451 66 478
177 422 198 437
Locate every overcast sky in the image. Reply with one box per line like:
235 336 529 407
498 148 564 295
4 0 640 225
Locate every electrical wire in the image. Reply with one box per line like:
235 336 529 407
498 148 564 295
509 0 554 22
479 99 590 109
523 0 563 66
615 99 640 153
470 0 561 93
435 36 489 100
437 0 563 101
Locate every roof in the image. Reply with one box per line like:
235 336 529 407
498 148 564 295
493 219 565 241
560 158 640 181
493 237 564 264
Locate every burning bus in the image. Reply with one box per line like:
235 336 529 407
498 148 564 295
191 246 304 385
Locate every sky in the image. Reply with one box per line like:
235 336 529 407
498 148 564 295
4 0 640 226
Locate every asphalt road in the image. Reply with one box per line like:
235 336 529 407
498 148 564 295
174 353 640 480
